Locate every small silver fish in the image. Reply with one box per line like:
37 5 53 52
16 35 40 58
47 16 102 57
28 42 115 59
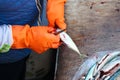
85 63 96 80
93 51 120 77
84 51 120 80
57 29 87 58
73 51 111 80
96 59 120 79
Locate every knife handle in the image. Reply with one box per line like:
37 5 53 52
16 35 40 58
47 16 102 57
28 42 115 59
54 29 66 35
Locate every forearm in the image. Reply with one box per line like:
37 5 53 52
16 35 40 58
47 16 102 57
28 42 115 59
0 24 60 54
0 24 13 53
0 24 29 53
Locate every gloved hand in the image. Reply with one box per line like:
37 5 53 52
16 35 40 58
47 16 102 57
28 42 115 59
11 25 60 54
47 0 67 30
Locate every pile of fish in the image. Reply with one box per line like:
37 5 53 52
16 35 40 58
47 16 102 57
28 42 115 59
73 51 120 80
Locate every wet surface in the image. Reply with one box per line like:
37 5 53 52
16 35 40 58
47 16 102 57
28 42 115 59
55 0 120 80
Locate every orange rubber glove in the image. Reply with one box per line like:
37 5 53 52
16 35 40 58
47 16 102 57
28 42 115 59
47 0 67 30
11 25 60 54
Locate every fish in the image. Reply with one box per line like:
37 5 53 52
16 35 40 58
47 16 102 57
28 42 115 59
93 51 120 77
72 57 98 80
95 58 120 79
56 29 87 58
73 51 111 80
85 63 96 80
83 51 120 80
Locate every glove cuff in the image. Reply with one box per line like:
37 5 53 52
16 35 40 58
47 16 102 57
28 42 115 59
11 24 30 49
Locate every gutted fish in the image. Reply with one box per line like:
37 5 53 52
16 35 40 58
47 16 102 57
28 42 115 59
73 51 120 80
